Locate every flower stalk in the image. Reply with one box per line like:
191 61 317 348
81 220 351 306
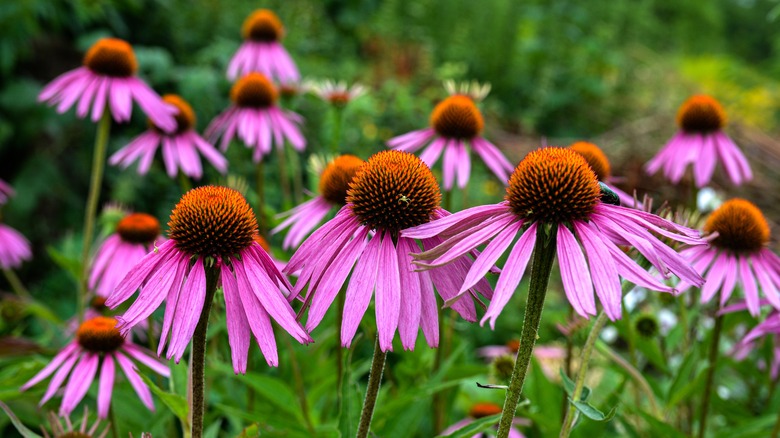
79 111 111 321
697 312 724 438
560 311 609 438
496 224 557 438
190 263 219 438
356 336 387 438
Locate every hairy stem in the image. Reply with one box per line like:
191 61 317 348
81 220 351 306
356 336 387 438
560 311 609 438
497 224 557 438
276 144 292 210
79 111 111 322
190 265 219 438
3 269 30 299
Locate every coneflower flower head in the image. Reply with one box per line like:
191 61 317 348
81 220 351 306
387 82 513 190
309 79 366 108
645 95 752 187
206 72 305 162
110 93 231 179
38 38 176 130
107 186 310 372
21 316 169 419
43 408 109 438
227 9 300 82
287 150 493 351
679 198 780 315
405 147 706 326
272 154 365 249
89 213 161 298
568 141 635 206
0 179 15 206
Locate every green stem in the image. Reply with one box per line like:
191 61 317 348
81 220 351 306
2 268 30 299
356 336 387 438
282 335 315 433
433 309 457 433
276 144 292 210
771 409 780 438
109 404 119 438
595 340 661 417
496 224 557 438
178 172 192 193
560 311 609 438
287 144 304 204
79 111 111 322
697 313 724 438
190 264 219 438
331 107 344 154
256 161 266 238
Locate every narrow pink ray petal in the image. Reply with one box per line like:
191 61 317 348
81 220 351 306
38 352 80 405
115 352 154 410
97 354 115 419
739 256 760 316
341 233 382 347
574 221 622 320
375 233 401 351
234 263 279 366
59 353 99 417
122 344 170 377
719 254 738 306
403 203 510 239
700 252 728 303
221 262 251 374
418 269 439 347
106 240 178 307
21 343 79 391
167 258 207 362
397 237 422 350
557 225 597 318
458 220 521 294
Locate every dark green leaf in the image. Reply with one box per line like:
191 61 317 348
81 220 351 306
137 372 188 422
0 401 43 438
571 400 617 422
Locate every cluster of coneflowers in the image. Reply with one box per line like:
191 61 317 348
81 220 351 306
4 6 780 438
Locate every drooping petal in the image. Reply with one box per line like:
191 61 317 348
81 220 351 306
397 237 422 350
557 225 596 318
574 221 622 320
59 353 99 417
375 233 401 351
115 352 155 410
167 258 207 362
97 354 115 419
341 233 382 347
221 262 251 374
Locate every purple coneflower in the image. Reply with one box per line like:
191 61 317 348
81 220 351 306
227 9 300 82
44 408 109 438
205 73 305 163
404 147 706 326
732 308 780 380
286 150 493 351
89 213 162 298
21 316 169 418
272 154 364 249
678 198 780 316
645 95 752 187
109 94 227 179
0 222 32 269
442 402 526 438
38 38 175 131
387 81 513 190
569 141 635 206
106 186 311 371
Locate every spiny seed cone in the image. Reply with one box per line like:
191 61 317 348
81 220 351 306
677 95 726 133
231 73 278 108
116 213 160 244
430 95 484 139
347 150 441 232
505 339 520 353
76 317 124 353
469 402 503 419
704 198 769 254
83 38 137 77
506 147 601 223
635 314 659 338
149 94 195 134
319 155 365 205
569 141 611 181
242 9 285 42
168 186 257 257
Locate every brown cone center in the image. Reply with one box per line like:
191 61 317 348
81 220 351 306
319 155 365 206
704 198 769 254
76 317 125 353
569 141 611 181
677 95 726 133
231 73 278 108
116 213 161 244
242 9 285 42
430 95 484 139
83 38 137 77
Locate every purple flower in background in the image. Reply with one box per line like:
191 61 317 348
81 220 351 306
205 73 305 163
0 223 32 269
109 94 227 179
272 154 364 249
0 179 14 206
106 186 311 372
227 9 300 82
89 213 162 298
645 95 752 187
568 141 636 207
287 151 493 352
21 316 169 419
387 81 513 190
405 147 705 327
38 38 176 131
678 198 780 316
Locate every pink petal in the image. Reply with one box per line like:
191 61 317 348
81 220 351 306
557 225 596 318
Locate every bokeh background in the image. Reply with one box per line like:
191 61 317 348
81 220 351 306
2 0 780 436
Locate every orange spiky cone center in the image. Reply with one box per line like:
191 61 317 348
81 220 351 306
168 186 257 257
242 9 285 42
468 402 503 419
569 141 611 181
704 198 769 254
347 150 441 232
430 95 484 139
676 95 726 133
116 213 161 244
76 317 124 353
506 147 601 223
83 38 137 77
319 155 365 206
231 73 278 108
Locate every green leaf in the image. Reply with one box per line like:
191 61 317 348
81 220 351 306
571 400 617 422
338 344 361 438
212 363 303 421
137 372 188 422
46 245 81 282
666 348 701 407
0 401 42 438
559 368 590 401
435 413 501 437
